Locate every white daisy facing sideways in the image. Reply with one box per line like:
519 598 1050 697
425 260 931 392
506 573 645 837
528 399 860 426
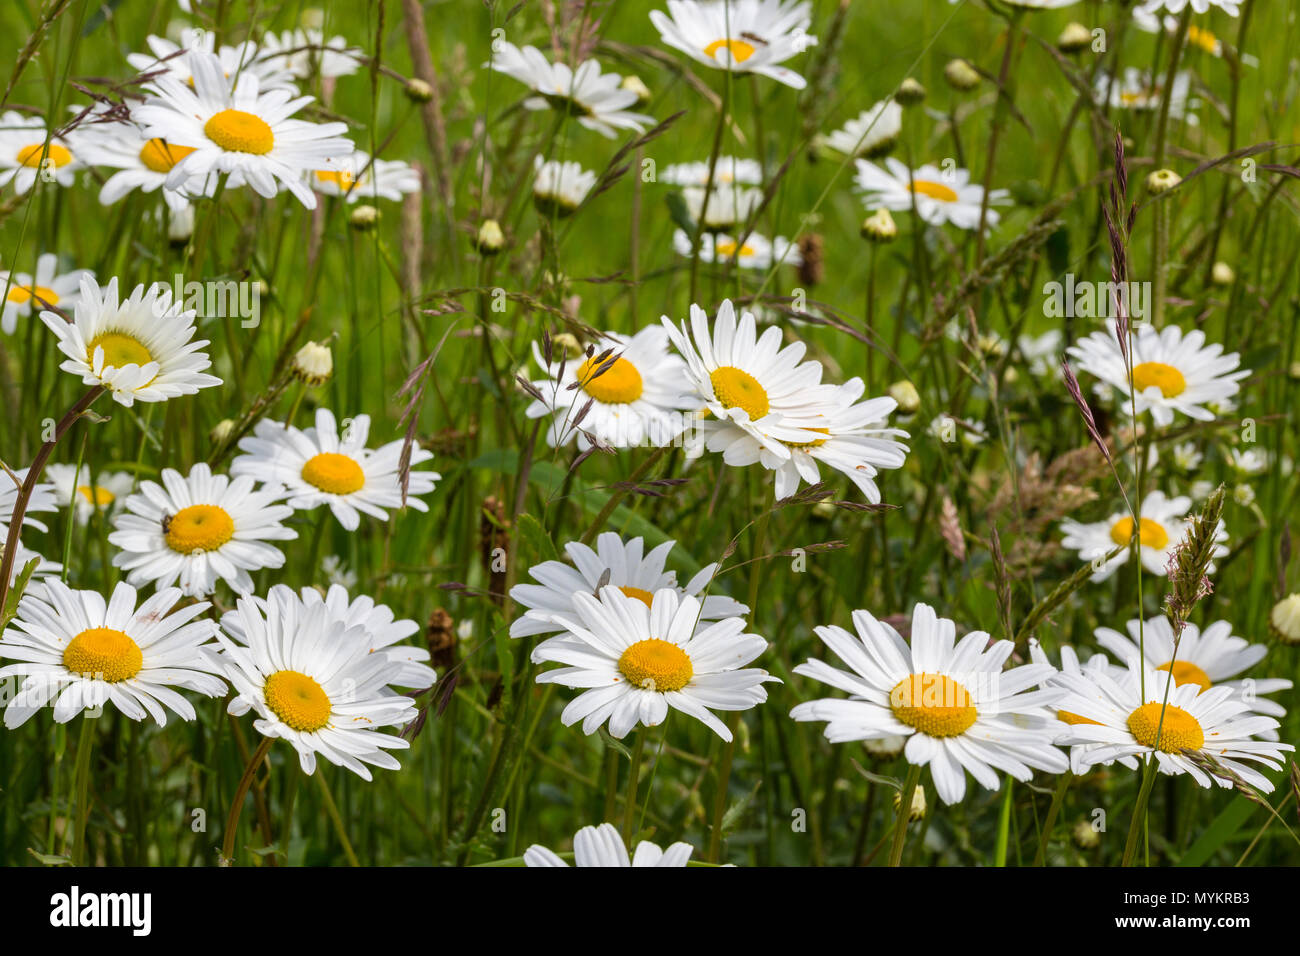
509 531 748 639
1067 324 1248 427
40 274 221 407
532 157 596 216
531 586 776 741
524 823 695 867
486 42 653 138
0 111 81 194
257 28 363 79
133 50 354 208
818 100 903 158
217 585 417 780
650 0 819 89
0 467 59 537
70 114 217 212
108 463 297 598
1096 68 1197 124
126 28 297 93
1050 660 1290 792
855 157 1010 231
661 156 763 187
1 252 91 334
1094 616 1292 721
45 463 135 525
0 580 226 728
230 408 439 531
1059 489 1226 582
309 150 421 203
1028 639 1138 774
672 229 801 271
524 325 697 450
790 603 1070 805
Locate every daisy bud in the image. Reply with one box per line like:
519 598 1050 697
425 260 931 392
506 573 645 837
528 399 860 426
1057 22 1093 54
943 58 980 92
1211 261 1235 286
300 8 325 29
864 734 906 759
551 332 585 360
1269 593 1300 645
892 785 927 821
620 74 652 106
167 204 195 245
887 379 921 415
209 418 236 446
474 219 505 255
1072 819 1100 849
292 340 334 386
1289 361 1300 381
404 78 434 103
861 208 897 242
895 77 926 106
349 204 380 231
811 500 836 521
1146 168 1181 194
1232 483 1255 507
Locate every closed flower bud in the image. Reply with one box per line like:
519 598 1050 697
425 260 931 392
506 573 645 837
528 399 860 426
861 208 897 242
475 219 505 255
888 379 920 414
943 59 980 91
1072 819 1100 849
292 340 333 385
1146 168 1181 194
892 786 927 821
895 77 926 106
1269 593 1300 645
404 78 434 103
620 74 651 106
349 204 380 231
551 331 585 360
1058 22 1093 54
1211 261 1235 286
209 418 236 446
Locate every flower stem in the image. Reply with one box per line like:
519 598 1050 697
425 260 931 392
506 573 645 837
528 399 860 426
69 713 96 865
1033 771 1072 866
220 735 273 866
887 764 922 867
621 729 647 842
316 769 360 867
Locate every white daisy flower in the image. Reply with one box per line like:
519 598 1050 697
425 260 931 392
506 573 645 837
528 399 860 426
1058 490 1227 581
44 463 135 526
70 115 217 212
672 229 800 270
1095 68 1197 124
855 157 1010 231
952 0 1079 7
509 532 747 639
1016 329 1063 378
790 603 1069 805
661 299 844 461
1133 9 1229 58
1 252 90 334
661 156 763 187
257 29 362 79
217 585 416 780
524 325 697 450
650 0 819 90
0 111 81 194
308 150 420 203
682 183 763 229
486 41 653 138
320 554 357 590
39 274 221 407
1028 639 1138 773
0 468 59 537
108 463 296 598
220 582 435 693
532 586 775 741
1227 447 1268 475
1095 616 1292 722
1051 660 1290 792
1139 0 1239 17
524 822 695 867
0 579 226 728
1066 325 1248 427
697 378 909 502
127 28 298 93
230 408 439 531
532 157 596 216
133 50 354 209
818 100 903 158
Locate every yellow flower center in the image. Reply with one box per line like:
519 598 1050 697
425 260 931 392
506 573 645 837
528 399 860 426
784 427 830 450
1157 660 1212 693
908 179 959 203
1126 701 1205 752
62 627 143 683
1057 709 1101 726
203 109 274 154
617 638 693 692
1131 361 1186 398
165 504 235 554
714 240 756 258
618 585 656 607
77 485 115 507
315 169 357 190
5 284 58 306
138 138 197 173
17 142 72 168
577 355 644 404
1187 25 1218 54
301 452 366 495
263 669 332 732
710 366 770 420
703 38 756 63
1109 516 1169 550
889 673 978 738
87 331 153 369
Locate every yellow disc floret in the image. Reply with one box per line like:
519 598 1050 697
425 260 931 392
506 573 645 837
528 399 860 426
77 485 115 507
908 179 959 203
1127 702 1205 752
17 142 72 168
889 673 978 738
1131 361 1187 399
1109 516 1170 550
618 638 693 692
618 586 656 608
6 284 59 306
203 109 275 155
87 332 153 370
577 355 644 404
139 138 197 173
301 452 366 495
165 504 235 554
263 669 332 732
63 627 143 683
704 38 756 63
710 366 770 420
1158 659 1212 693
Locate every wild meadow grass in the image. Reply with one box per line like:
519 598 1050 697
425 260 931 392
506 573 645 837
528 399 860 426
0 0 1296 868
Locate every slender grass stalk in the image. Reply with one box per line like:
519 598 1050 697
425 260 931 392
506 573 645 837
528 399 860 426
1033 772 1072 867
316 770 361 867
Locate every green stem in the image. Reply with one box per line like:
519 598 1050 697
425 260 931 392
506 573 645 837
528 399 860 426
220 735 273 865
1122 758 1161 867
888 764 922 867
1033 771 1072 866
69 714 96 865
316 770 360 867
621 729 647 842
